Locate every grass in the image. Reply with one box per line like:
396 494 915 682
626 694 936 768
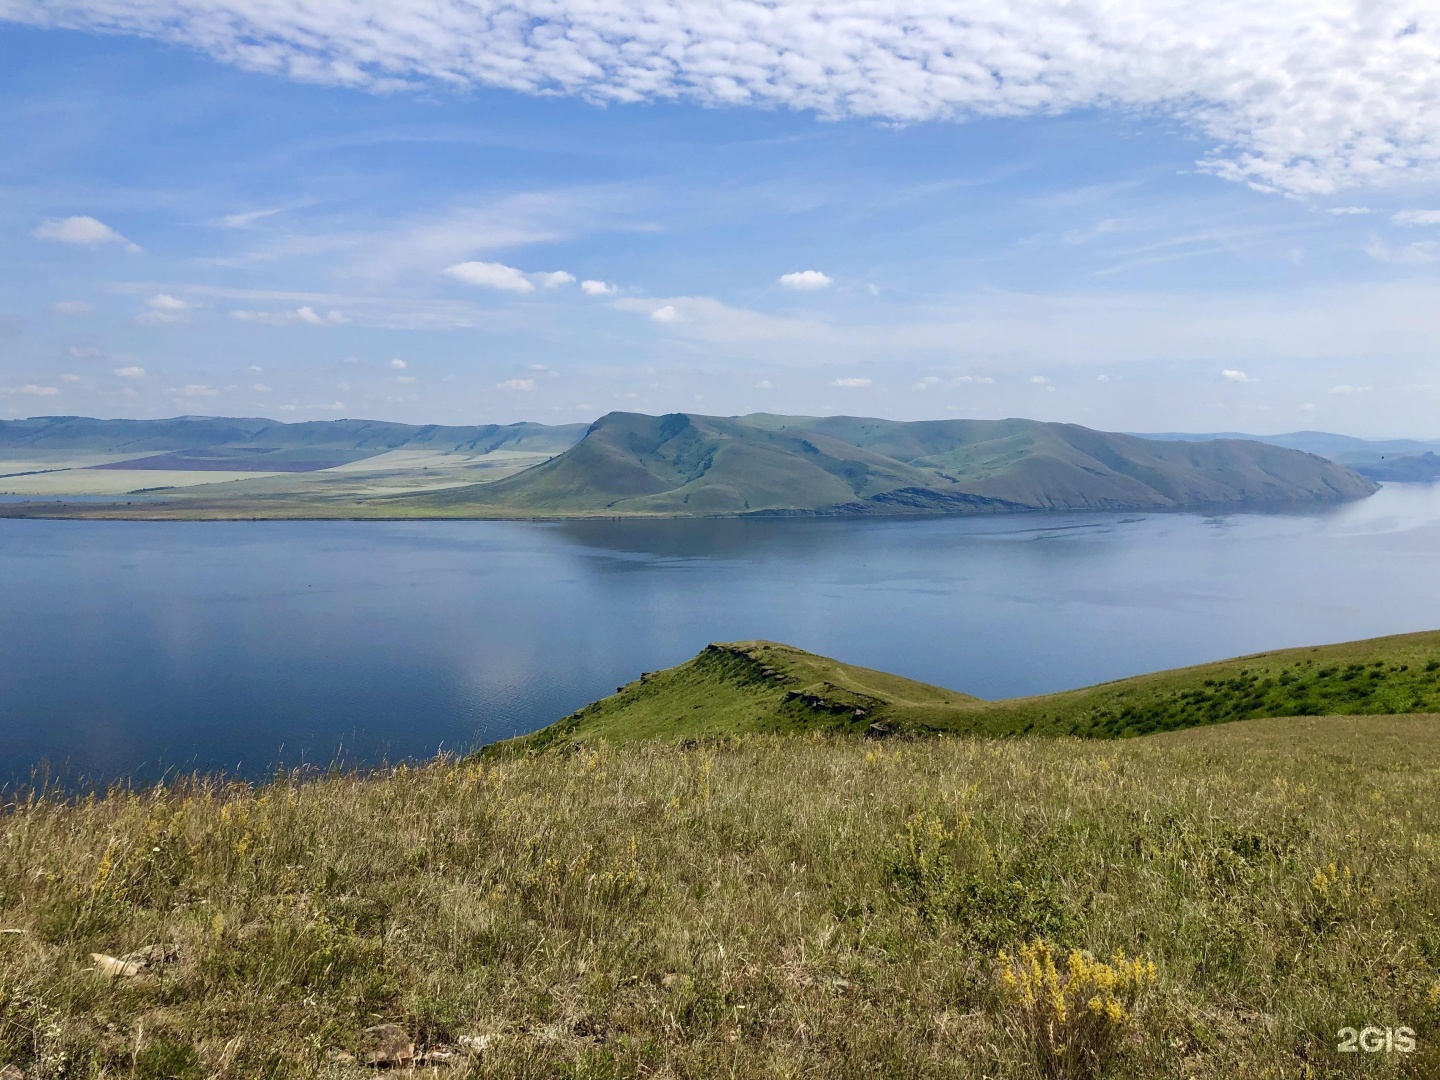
523 631 1440 747
2 715 1438 1077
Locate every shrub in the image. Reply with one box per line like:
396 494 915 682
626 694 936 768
995 938 1156 1079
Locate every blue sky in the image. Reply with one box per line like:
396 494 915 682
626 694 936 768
3 4 1440 436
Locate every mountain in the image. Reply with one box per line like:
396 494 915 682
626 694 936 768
1355 452 1440 482
1135 429 1440 465
0 415 588 457
409 411 1378 516
516 630 1440 748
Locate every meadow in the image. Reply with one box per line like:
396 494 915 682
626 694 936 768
2 714 1437 1078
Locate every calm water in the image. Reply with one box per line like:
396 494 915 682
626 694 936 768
2 483 1439 785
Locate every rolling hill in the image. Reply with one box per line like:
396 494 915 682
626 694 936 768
410 410 1377 516
517 630 1440 748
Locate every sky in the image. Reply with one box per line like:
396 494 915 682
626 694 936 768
2 2 1440 437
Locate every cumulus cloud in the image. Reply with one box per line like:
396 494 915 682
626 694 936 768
581 279 617 296
649 305 682 323
113 365 145 378
60 373 81 382
831 377 871 388
390 357 407 369
136 292 193 325
51 300 92 315
755 379 774 389
230 306 347 325
1331 383 1373 393
17 384 59 395
444 260 535 292
779 270 833 291
1393 209 1440 226
68 345 103 359
497 378 537 391
12 3 1440 194
1221 368 1258 383
253 382 272 392
172 384 219 397
535 270 575 288
1327 206 1373 215
33 215 140 250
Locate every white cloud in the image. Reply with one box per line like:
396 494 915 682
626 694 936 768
230 306 348 325
1393 209 1440 226
15 3 1440 195
68 345 103 359
51 300 92 315
219 207 286 228
1029 375 1050 384
1363 236 1438 264
535 270 575 288
33 215 139 251
17 384 59 396
60 373 81 382
444 260 535 292
113 366 145 378
1096 373 1111 382
913 376 941 391
581 279 617 296
1300 402 1317 411
279 401 345 412
253 382 272 392
498 378 537 390
831 377 871 388
650 305 682 323
396 375 418 384
1221 368 1258 383
136 292 193 325
755 379 774 389
1327 207 1373 215
390 357 407 369
779 270 833 291
173 384 219 397
1331 384 1372 393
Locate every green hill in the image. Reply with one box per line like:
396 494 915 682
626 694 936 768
520 630 1440 748
409 411 1376 517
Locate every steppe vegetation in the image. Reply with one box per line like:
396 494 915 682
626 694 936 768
2 715 1437 1078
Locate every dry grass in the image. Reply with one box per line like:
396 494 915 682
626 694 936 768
2 715 1438 1078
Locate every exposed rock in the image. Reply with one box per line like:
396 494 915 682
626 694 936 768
0 1064 27 1080
865 721 895 739
90 953 141 978
120 943 180 968
457 1034 498 1056
362 1024 414 1068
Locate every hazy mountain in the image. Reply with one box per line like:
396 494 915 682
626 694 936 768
1355 452 1440 482
413 411 1378 515
1135 429 1440 465
0 415 588 457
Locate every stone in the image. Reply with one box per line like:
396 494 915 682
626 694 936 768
90 953 141 978
120 943 180 968
362 1024 414 1068
0 1064 27 1080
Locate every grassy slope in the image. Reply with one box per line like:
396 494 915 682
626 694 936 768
3 717 1438 1078
523 630 1440 748
410 411 1376 519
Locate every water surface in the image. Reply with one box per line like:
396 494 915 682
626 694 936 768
2 483 1438 784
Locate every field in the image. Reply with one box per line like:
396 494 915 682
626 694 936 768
2 715 1437 1078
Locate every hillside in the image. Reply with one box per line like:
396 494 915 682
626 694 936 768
1356 451 1440 482
4 714 1438 1078
1137 428 1440 466
521 630 1440 748
405 411 1377 516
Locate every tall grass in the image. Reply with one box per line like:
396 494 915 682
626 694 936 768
1 715 1437 1077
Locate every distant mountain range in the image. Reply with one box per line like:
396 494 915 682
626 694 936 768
0 415 587 458
0 412 1399 517
1134 429 1440 465
405 411 1377 515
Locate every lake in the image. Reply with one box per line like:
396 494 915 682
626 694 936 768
3 482 1439 785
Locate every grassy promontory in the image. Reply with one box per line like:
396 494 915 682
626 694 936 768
3 635 1440 1078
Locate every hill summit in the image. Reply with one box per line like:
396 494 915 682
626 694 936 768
415 411 1376 516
